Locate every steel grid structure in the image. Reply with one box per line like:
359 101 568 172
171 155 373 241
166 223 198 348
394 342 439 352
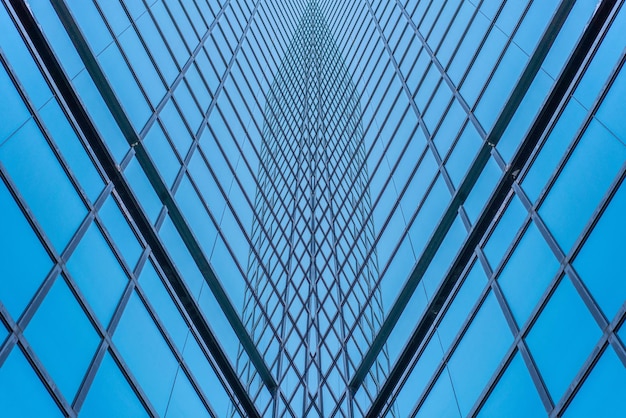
0 0 625 417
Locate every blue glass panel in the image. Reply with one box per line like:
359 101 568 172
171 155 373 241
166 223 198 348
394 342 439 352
124 157 162 223
477 353 545 417
80 352 149 418
573 180 626 320
447 292 512 416
138 261 189 349
573 5 626 109
539 119 626 253
483 195 526 269
39 99 104 202
393 334 444 416
563 346 626 417
463 156 501 222
542 0 597 79
522 98 587 203
143 122 181 187
497 68 552 163
118 26 165 107
526 276 601 402
415 368 461 418
113 292 178 416
66 0 112 55
98 194 143 270
97 43 151 130
27 0 84 79
497 221 559 327
437 261 488 351
164 368 211 418
25 276 100 400
0 179 52 319
0 6 52 110
513 0 559 55
0 347 63 417
182 336 235 417
0 119 86 252
66 222 128 326
596 65 626 144
158 215 204 296
72 70 128 161
446 122 482 187
0 62 30 144
95 0 130 36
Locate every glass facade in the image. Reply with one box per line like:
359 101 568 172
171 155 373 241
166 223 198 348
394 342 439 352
0 0 624 417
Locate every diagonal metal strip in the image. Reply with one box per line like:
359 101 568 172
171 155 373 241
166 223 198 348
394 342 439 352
357 0 619 416
6 0 275 414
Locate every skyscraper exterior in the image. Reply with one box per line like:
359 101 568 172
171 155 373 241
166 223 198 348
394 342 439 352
0 0 625 417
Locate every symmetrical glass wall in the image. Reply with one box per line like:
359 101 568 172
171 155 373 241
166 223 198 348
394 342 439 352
0 0 624 417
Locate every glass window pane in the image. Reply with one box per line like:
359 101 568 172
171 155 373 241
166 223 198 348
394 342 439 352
562 346 626 417
0 347 63 417
574 180 626 320
24 276 100 400
66 222 128 326
80 352 149 418
539 119 626 253
526 276 601 402
447 292 513 416
113 292 178 416
477 353 545 417
0 120 87 252
0 179 52 319
497 221 559 327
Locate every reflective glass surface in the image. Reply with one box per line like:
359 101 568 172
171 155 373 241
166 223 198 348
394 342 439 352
0 0 624 416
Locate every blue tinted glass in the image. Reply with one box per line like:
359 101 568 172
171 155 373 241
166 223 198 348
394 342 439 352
24 276 100 400
164 368 211 418
562 346 626 417
0 179 52 319
72 70 128 161
0 7 52 110
497 221 559 327
596 65 626 143
182 335 234 417
97 43 151 130
39 99 104 202
483 195 526 269
573 5 626 109
80 352 149 418
0 63 30 144
446 123 482 187
138 261 189 349
66 0 112 55
477 353 545 417
448 292 513 415
415 368 461 418
539 119 626 253
522 98 587 203
26 0 83 78
573 180 626 320
393 334 444 416
526 276 601 402
66 223 128 326
143 122 181 187
0 119 86 252
98 195 143 269
437 261 488 351
113 292 178 416
0 347 63 417
124 157 163 223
